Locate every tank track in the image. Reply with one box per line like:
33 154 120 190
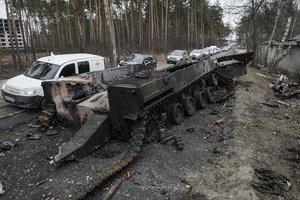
73 117 146 199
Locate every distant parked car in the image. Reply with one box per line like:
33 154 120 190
208 46 218 55
222 45 232 51
118 53 156 69
189 49 209 60
189 49 202 60
202 48 212 57
167 50 189 64
216 47 222 53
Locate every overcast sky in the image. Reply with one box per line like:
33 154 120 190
209 0 245 28
0 0 5 18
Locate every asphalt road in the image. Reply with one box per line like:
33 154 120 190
0 80 37 132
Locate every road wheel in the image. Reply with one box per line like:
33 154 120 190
201 79 206 88
210 73 218 86
194 91 208 109
204 87 216 103
167 103 185 124
183 97 196 116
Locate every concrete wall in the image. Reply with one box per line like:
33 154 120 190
257 44 300 75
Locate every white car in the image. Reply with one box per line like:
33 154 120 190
189 49 202 60
167 50 189 64
1 53 105 108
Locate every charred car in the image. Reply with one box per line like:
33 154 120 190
118 53 157 69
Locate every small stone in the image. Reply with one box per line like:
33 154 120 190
0 182 4 195
284 113 291 119
213 147 221 154
26 133 42 140
185 128 195 133
27 123 41 128
0 141 14 151
44 130 59 136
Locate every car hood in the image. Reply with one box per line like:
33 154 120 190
5 74 44 95
168 55 182 59
190 53 201 56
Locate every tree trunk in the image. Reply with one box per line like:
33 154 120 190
265 0 282 69
103 0 117 67
70 0 85 52
5 0 17 69
201 0 204 48
164 0 168 53
124 2 130 49
270 17 292 69
18 1 28 61
9 0 22 68
250 0 258 67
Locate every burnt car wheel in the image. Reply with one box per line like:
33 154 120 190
167 103 185 124
183 97 196 116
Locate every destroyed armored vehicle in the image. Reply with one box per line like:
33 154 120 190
32 52 253 199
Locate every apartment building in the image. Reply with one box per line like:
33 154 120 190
0 18 24 49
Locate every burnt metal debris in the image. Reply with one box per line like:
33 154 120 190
252 168 291 196
29 52 253 198
271 75 300 99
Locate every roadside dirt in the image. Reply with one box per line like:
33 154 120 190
183 67 300 200
0 64 300 199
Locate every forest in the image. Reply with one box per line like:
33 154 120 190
2 0 300 68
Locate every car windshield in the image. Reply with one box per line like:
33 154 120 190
124 54 144 63
192 50 202 53
24 61 60 80
171 51 183 56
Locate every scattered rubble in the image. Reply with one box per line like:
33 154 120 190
252 168 291 196
271 74 300 99
0 141 14 151
159 130 184 151
261 102 279 108
286 145 300 164
26 133 42 140
102 179 122 200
